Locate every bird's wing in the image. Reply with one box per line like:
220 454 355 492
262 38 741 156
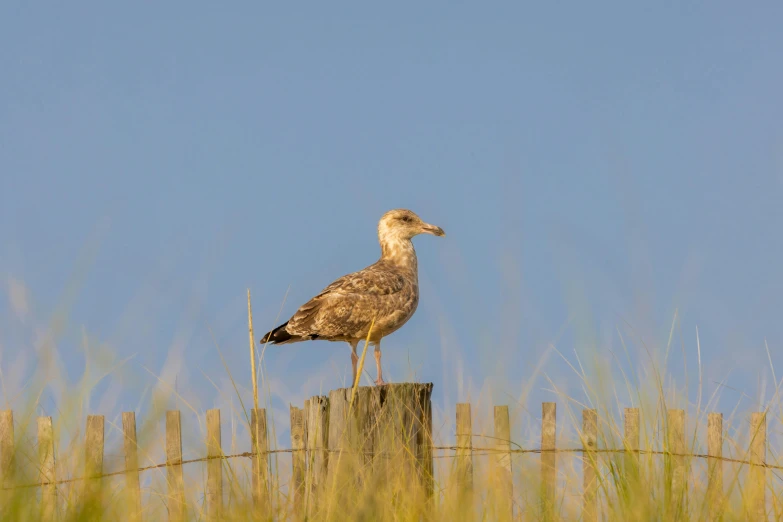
285 266 406 339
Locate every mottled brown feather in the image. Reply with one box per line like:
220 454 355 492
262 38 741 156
285 260 414 342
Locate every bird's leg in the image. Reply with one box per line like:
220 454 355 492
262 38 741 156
349 340 359 386
374 341 386 386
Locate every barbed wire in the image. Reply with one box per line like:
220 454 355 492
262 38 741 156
2 444 780 492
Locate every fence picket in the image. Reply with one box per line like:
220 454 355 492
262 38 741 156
492 405 513 522
0 411 13 483
750 412 766 521
707 413 723 521
455 402 473 517
0 410 13 512
290 405 306 520
206 409 223 521
541 402 556 520
666 409 686 518
122 412 142 522
84 415 104 509
251 408 269 515
38 416 56 521
582 408 598 522
624 408 639 466
166 411 185 522
305 396 328 518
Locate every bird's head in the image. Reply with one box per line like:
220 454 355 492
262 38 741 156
378 209 446 242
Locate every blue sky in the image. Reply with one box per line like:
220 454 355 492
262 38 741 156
1 3 782 449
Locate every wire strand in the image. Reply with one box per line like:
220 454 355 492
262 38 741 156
2 445 779 491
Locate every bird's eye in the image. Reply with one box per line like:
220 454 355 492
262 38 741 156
401 216 412 223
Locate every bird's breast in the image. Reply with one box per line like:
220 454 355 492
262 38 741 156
369 285 419 339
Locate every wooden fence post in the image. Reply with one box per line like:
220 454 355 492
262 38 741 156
582 408 598 522
206 409 223 521
38 416 56 521
456 402 474 516
85 415 104 510
251 408 269 515
750 412 766 521
290 405 306 519
304 396 328 518
492 405 513 522
123 412 142 522
541 402 556 520
166 411 185 522
325 383 434 519
666 409 686 518
707 412 723 521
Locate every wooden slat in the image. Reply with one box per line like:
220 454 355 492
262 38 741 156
251 408 269 514
166 411 185 522
623 406 641 509
541 402 556 519
324 388 353 470
707 413 723 521
750 412 766 521
290 405 306 519
582 408 598 522
0 410 13 488
123 412 142 522
0 409 13 517
422 393 434 506
624 408 640 466
304 396 328 518
38 416 56 521
492 405 513 522
456 402 474 513
666 409 686 517
206 409 223 521
85 415 104 508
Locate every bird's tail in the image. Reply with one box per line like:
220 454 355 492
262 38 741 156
260 321 296 344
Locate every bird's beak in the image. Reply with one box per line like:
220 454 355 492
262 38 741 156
421 223 446 237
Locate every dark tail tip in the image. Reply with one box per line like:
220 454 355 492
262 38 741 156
260 322 293 344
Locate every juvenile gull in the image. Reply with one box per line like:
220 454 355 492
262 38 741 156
260 209 445 385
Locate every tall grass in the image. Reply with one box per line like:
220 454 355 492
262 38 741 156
1 280 780 520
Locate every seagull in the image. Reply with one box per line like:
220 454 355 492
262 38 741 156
260 209 445 386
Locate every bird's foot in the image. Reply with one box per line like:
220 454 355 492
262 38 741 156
374 377 386 386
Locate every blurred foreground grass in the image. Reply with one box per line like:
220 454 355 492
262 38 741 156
0 340 779 521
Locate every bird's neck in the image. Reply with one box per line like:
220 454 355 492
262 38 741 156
380 237 418 275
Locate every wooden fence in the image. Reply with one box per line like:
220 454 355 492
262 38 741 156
0 397 776 520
